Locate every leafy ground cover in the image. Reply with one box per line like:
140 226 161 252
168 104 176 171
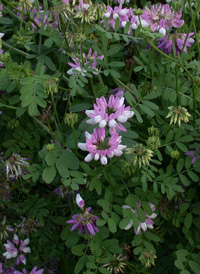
0 0 200 273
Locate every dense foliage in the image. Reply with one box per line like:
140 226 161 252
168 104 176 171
0 0 200 273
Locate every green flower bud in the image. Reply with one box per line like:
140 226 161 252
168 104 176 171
139 250 157 268
147 136 161 150
7 119 19 129
126 144 153 168
148 126 159 136
171 150 180 159
134 9 143 16
46 144 55 151
64 112 78 127
44 78 58 95
166 106 191 127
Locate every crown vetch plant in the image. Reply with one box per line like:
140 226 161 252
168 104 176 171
0 0 200 273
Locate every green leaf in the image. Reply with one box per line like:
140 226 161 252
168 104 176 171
136 207 146 222
108 218 117 233
62 150 79 170
42 165 57 184
179 174 190 186
134 108 143 123
188 260 200 274
175 260 184 270
184 213 192 229
145 231 160 242
75 255 87 274
0 17 12 24
124 21 131 34
72 244 86 256
115 17 120 32
179 203 189 213
138 104 154 117
142 100 159 110
178 135 193 143
65 232 80 248
56 155 69 178
28 100 37 116
108 61 125 68
70 103 92 112
98 267 111 274
119 217 131 229
177 158 184 172
188 171 199 182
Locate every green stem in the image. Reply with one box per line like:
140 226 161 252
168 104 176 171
2 41 29 57
50 93 63 136
143 46 155 93
175 65 179 107
188 0 200 59
0 103 17 110
72 125 78 155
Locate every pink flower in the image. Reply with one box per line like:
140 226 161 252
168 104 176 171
122 203 157 234
14 267 44 274
158 32 195 55
67 48 104 76
102 3 131 30
78 128 126 165
3 234 31 265
67 207 99 235
76 194 85 209
141 4 184 34
85 95 134 132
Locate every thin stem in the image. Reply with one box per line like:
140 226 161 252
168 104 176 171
50 93 63 136
0 103 17 110
2 41 29 57
188 0 200 59
143 46 155 93
175 65 179 107
72 125 78 156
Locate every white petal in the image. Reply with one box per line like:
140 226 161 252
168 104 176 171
94 115 102 123
23 247 31 253
141 222 147 231
149 213 157 219
94 153 100 160
103 12 111 18
85 153 94 162
85 110 95 117
113 149 123 156
85 132 92 140
109 119 117 128
119 9 128 16
141 19 149 28
23 238 30 245
113 13 119 20
100 156 107 165
86 118 96 125
159 27 166 36
0 33 4 38
78 143 87 151
117 115 128 123
124 220 133 230
99 120 107 128
121 21 127 28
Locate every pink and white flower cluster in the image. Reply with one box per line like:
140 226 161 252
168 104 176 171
141 4 184 36
102 3 147 32
67 48 104 76
78 95 134 165
122 202 157 234
3 234 31 265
